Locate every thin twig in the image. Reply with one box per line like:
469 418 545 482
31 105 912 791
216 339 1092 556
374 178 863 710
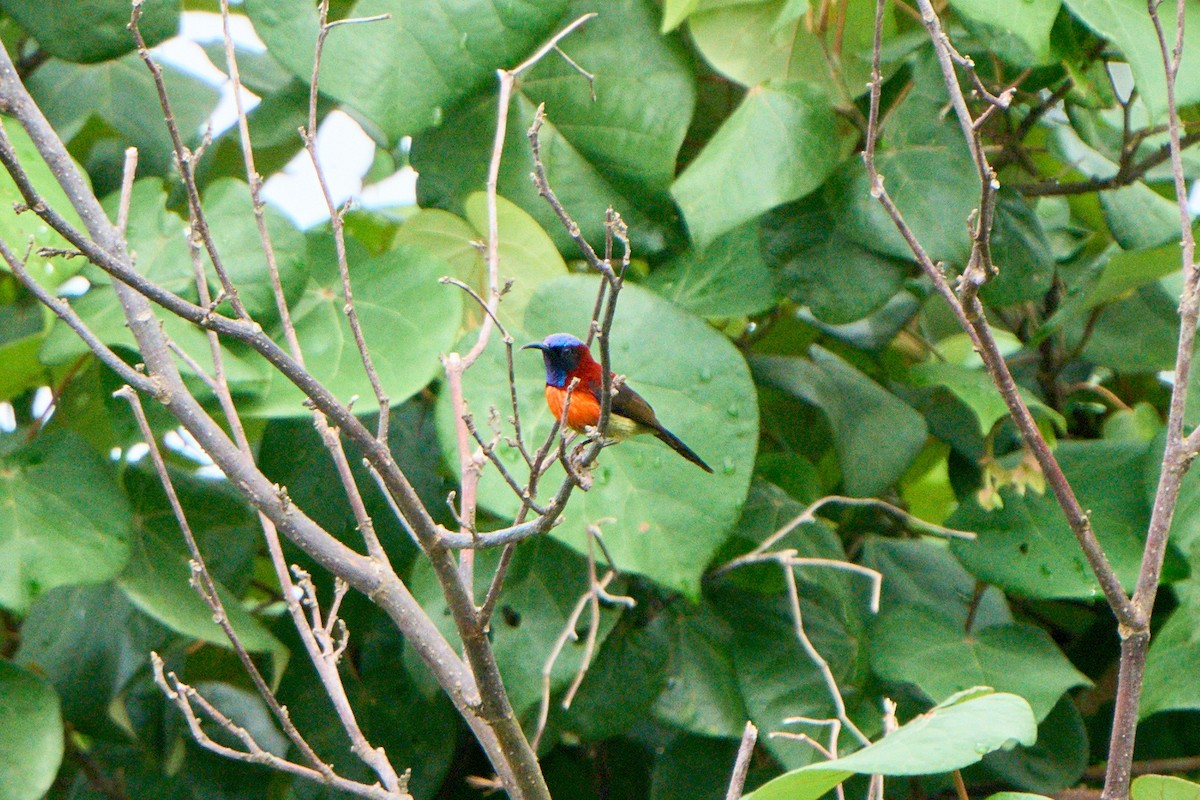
303 0 391 441
151 655 407 800
782 566 871 748
128 3 249 320
0 236 157 396
712 494 973 579
725 722 759 800
116 386 339 782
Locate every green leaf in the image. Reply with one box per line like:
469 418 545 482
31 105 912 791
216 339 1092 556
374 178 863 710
246 241 462 416
565 614 670 740
353 616 459 798
827 145 978 266
671 82 843 249
910 362 1012 438
662 0 701 31
720 586 857 770
199 42 295 97
689 0 894 98
744 689 1037 800
653 604 750 739
1060 0 1200 119
117 526 288 678
0 121 90 289
462 193 568 326
40 289 271 397
98 179 193 290
14 584 167 736
406 537 623 721
1052 125 1183 251
414 92 659 257
860 536 1012 630
0 661 63 800
1142 549 1200 717
45 176 298 334
870 606 1091 721
201 178 307 322
440 276 758 596
0 431 130 613
949 440 1149 600
1100 184 1183 252
947 0 1060 63
258 401 450 566
1081 284 1182 372
249 0 569 142
1153 437 1200 555
27 54 219 181
190 681 288 757
982 699 1089 793
645 221 778 318
123 462 263 594
751 348 927 496
1105 401 1164 442
1132 776 1200 800
0 332 50 404
763 196 908 325
200 78 320 186
1086 241 1186 308
909 362 1063 439
0 0 178 63
982 191 1056 306
411 0 695 255
266 602 456 797
652 734 773 800
518 0 697 196
392 208 481 282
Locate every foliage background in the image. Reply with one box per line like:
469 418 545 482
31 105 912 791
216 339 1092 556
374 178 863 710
2 0 1200 798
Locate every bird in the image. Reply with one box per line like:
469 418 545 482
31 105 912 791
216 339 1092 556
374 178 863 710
522 332 713 473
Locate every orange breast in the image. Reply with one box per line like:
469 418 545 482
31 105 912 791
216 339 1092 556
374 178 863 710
545 384 601 431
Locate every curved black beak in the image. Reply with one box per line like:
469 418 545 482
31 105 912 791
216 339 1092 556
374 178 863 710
521 342 545 351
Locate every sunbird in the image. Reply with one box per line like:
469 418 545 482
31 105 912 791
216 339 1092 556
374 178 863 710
523 333 713 473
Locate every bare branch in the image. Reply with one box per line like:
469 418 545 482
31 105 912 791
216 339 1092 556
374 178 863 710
1100 3 1200 798
864 0 1138 629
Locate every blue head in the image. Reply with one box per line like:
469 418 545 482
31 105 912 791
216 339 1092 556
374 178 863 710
522 333 588 387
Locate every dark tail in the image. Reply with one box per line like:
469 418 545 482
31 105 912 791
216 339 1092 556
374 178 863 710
653 426 714 473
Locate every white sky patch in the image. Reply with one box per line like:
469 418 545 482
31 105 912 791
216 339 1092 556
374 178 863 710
150 11 415 229
30 386 53 420
261 110 377 228
57 275 90 297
